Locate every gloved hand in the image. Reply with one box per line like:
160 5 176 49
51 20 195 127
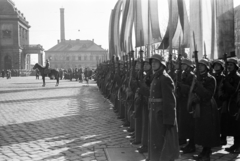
191 93 200 103
131 111 136 118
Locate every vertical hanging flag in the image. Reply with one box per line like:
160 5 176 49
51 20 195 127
158 0 179 50
124 0 134 53
190 0 203 59
149 0 162 43
108 9 115 59
113 0 123 58
216 0 234 58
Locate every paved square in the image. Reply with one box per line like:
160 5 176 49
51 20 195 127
0 77 239 161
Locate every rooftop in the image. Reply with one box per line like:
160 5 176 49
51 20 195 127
46 39 107 52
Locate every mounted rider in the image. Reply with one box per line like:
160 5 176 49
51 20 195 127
44 59 50 76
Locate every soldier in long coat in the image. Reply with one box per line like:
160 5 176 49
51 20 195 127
137 58 152 154
220 57 240 153
177 58 196 153
190 59 220 161
131 59 142 144
148 54 179 161
211 59 226 145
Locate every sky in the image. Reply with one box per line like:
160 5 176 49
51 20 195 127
14 0 118 51
13 0 240 63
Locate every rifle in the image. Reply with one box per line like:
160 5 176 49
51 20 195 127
116 56 120 75
139 49 144 82
126 51 134 100
128 50 135 88
203 41 207 59
187 31 200 116
223 52 227 75
168 49 173 73
122 55 125 75
176 36 182 96
108 56 115 97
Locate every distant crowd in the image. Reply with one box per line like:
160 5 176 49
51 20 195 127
1 69 36 79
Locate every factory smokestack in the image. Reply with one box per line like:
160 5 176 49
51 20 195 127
60 8 65 42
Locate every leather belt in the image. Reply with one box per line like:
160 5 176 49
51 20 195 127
149 98 163 103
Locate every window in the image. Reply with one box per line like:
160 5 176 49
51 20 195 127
96 56 99 60
26 31 28 40
22 29 24 39
78 56 81 61
90 55 93 60
84 56 87 60
66 57 70 61
2 30 12 39
19 27 21 38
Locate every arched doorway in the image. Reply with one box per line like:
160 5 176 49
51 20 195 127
4 55 12 70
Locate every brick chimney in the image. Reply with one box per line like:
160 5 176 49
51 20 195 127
60 8 65 42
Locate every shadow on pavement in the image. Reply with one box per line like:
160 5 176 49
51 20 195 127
0 85 119 161
0 86 78 94
0 95 75 104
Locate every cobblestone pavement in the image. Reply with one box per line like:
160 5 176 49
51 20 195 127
0 77 239 161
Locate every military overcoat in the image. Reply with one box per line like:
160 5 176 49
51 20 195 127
148 69 179 161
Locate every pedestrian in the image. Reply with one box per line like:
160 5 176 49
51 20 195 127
78 67 83 83
2 69 5 78
148 54 179 161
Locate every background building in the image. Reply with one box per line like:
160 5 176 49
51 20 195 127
235 5 240 57
45 8 107 70
0 0 44 72
45 39 107 69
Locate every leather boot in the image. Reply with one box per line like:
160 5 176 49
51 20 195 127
196 149 211 161
137 146 148 153
225 144 238 153
182 143 196 154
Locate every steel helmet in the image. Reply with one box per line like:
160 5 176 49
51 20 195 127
144 58 150 63
227 57 239 68
181 58 194 68
212 59 225 69
149 54 166 67
198 58 211 70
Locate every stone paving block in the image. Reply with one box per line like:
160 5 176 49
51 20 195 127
1 77 240 161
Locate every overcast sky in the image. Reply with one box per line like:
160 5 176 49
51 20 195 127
13 0 240 63
14 0 118 51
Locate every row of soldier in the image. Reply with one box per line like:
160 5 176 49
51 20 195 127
95 49 240 161
62 67 93 81
35 66 94 82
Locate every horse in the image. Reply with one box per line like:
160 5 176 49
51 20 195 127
33 63 59 87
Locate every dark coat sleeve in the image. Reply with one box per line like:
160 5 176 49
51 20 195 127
179 83 191 95
161 75 177 125
138 82 150 97
194 77 215 101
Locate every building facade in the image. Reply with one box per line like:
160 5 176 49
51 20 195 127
235 5 240 57
45 39 107 69
45 8 107 70
0 0 44 72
